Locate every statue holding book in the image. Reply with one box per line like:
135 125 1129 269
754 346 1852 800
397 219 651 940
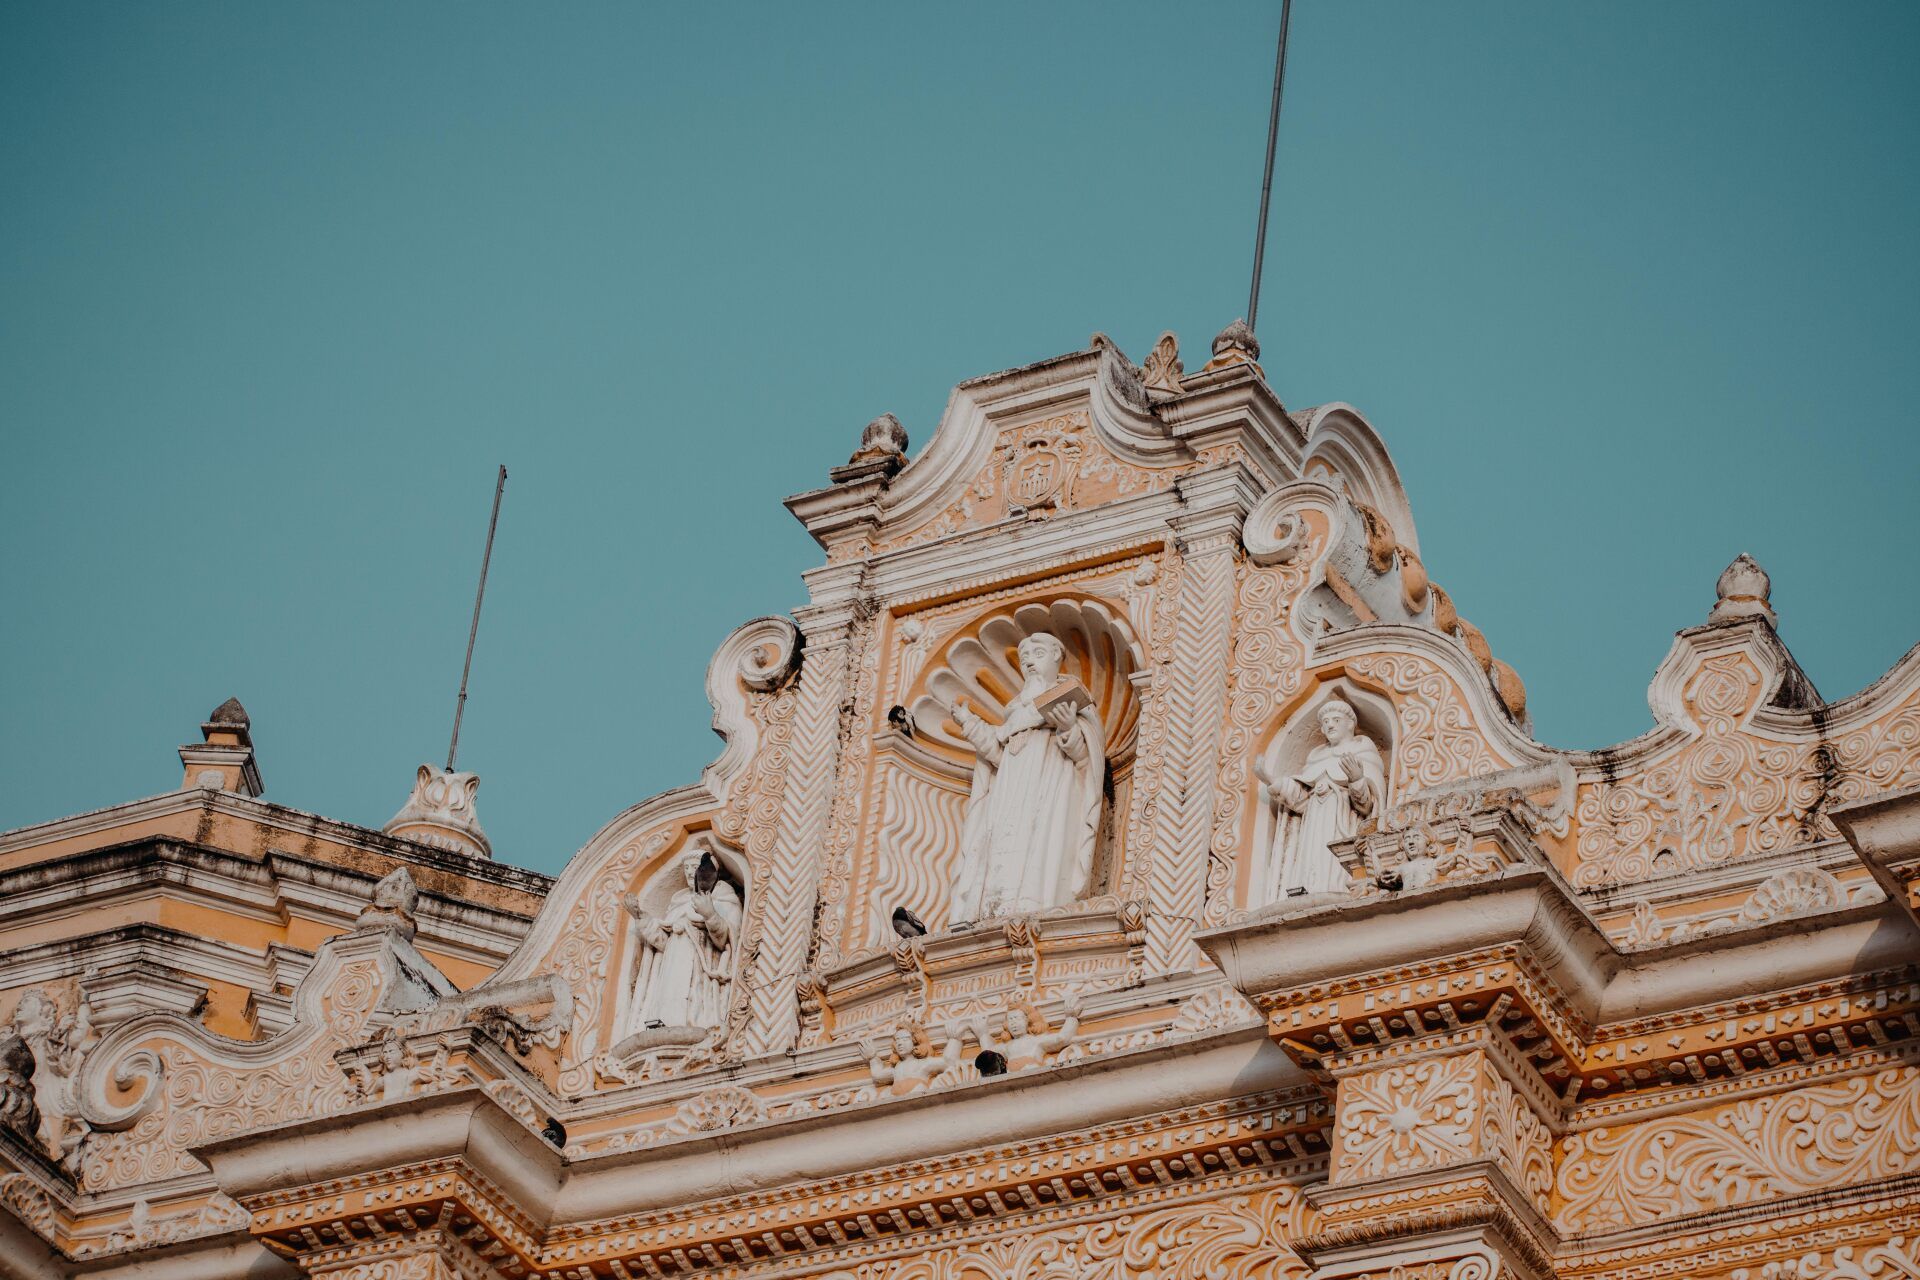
947 632 1106 921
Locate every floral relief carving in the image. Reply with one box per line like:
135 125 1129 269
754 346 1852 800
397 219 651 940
1343 654 1506 794
1120 551 1181 897
1555 1064 1920 1233
816 612 882 971
865 412 1179 559
814 1183 1307 1280
79 955 380 1192
1481 1068 1552 1216
1206 554 1312 924
1727 1235 1920 1280
1333 1055 1479 1182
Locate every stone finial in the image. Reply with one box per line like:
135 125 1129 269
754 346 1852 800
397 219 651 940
356 866 419 937
1141 332 1185 397
384 764 492 859
1201 318 1263 375
850 413 909 466
178 696 264 797
1709 553 1776 627
833 413 909 485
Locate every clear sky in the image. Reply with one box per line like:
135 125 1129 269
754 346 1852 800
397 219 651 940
3 2 1917 874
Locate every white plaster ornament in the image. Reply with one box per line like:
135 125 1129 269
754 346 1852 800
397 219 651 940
1256 697 1386 898
947 633 1106 922
623 846 742 1037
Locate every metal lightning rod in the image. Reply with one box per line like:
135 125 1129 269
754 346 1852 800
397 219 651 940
1246 0 1294 332
447 464 507 772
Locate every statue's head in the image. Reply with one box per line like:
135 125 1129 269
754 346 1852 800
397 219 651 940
680 850 706 888
11 992 54 1040
1317 697 1358 744
379 1034 406 1070
1007 997 1047 1037
892 1028 915 1058
1017 633 1066 682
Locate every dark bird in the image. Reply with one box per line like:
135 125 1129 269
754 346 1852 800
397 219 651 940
695 850 720 895
1374 869 1405 893
541 1117 567 1148
891 905 928 939
886 705 914 737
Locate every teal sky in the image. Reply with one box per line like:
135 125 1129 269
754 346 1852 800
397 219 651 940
4 3 1917 874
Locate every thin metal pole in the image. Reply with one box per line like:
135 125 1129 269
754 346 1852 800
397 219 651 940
447 465 507 772
1247 0 1294 332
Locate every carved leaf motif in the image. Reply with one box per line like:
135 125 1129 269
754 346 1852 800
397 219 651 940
1333 1056 1479 1181
1555 1065 1920 1232
1344 654 1505 794
1206 554 1311 924
812 1184 1306 1280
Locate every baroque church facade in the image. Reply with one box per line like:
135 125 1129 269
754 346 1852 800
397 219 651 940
2 325 1917 1279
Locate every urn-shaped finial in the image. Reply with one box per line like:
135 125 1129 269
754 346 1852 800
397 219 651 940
1201 318 1263 375
849 413 909 466
383 764 492 859
1709 553 1776 627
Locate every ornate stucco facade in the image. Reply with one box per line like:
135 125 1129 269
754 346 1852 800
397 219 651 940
3 327 1917 1280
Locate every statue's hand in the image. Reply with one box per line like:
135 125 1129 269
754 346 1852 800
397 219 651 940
1061 991 1084 1018
1041 702 1078 735
620 892 645 919
1339 756 1366 785
690 892 717 919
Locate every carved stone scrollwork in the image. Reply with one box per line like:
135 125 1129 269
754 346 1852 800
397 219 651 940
733 616 802 692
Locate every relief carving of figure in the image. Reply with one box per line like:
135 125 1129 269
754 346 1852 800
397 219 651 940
0 1027 42 1144
6 991 93 1169
948 633 1106 921
1256 696 1386 898
867 1020 963 1096
622 844 742 1035
971 993 1081 1073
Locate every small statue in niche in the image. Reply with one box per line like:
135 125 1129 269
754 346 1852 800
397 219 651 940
622 844 742 1035
1256 695 1387 898
970 993 1082 1074
948 633 1106 922
867 1020 964 1097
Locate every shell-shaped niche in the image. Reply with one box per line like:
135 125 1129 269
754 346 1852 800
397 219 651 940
906 596 1144 765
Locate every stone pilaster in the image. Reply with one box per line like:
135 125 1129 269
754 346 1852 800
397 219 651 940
1302 1039 1558 1280
736 592 859 1057
1144 467 1256 973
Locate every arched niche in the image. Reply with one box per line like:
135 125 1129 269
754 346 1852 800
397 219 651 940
607 832 748 1048
898 594 1144 905
1245 679 1396 909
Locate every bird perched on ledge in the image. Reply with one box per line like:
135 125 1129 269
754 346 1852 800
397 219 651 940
891 906 928 939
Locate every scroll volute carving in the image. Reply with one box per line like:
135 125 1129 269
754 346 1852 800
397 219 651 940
903 597 1144 769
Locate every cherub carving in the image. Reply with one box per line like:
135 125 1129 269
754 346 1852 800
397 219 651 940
970 993 1082 1074
866 1020 963 1097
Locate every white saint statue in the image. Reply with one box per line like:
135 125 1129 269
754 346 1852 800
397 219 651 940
622 849 742 1033
948 632 1106 921
1256 697 1387 898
